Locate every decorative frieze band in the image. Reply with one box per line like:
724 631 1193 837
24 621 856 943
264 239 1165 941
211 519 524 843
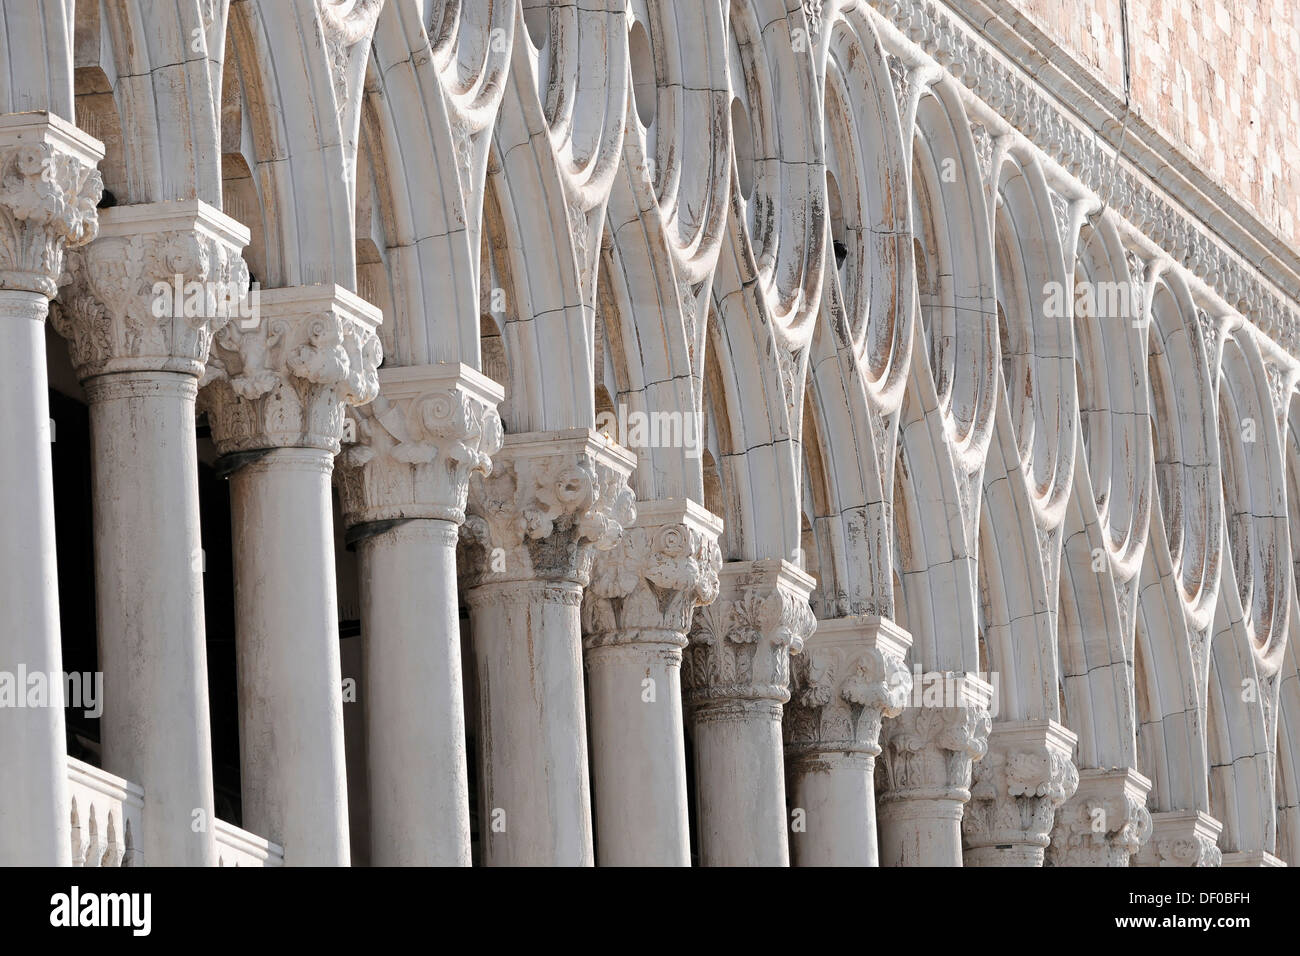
783 616 912 759
457 429 638 589
0 113 103 298
582 498 722 649
200 284 382 454
682 560 817 706
335 363 504 528
52 200 250 381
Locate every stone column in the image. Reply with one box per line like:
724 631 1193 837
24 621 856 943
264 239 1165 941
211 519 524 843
0 112 101 866
1135 809 1223 867
334 363 503 866
783 616 912 866
876 673 993 866
200 284 382 866
683 559 817 866
458 430 636 866
962 719 1079 866
581 498 722 866
1046 767 1152 866
54 198 250 866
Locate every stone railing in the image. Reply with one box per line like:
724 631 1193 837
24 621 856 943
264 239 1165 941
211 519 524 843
67 756 144 867
215 819 285 867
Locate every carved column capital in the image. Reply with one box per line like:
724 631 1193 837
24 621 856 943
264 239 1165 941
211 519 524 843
876 674 994 804
51 199 250 381
783 616 913 760
1135 809 1224 867
682 559 818 706
963 720 1079 857
1047 767 1153 866
200 284 382 455
581 498 722 648
335 363 503 529
0 113 103 297
458 429 637 588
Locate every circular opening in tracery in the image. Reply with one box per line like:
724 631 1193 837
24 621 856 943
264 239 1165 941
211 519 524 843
628 20 656 128
730 97 754 200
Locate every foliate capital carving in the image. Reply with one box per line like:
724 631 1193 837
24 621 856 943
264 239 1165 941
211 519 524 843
458 430 637 588
1135 810 1224 867
51 200 250 381
876 674 993 804
682 560 818 706
962 720 1079 853
783 616 913 759
582 499 722 648
0 113 103 297
335 363 504 527
200 285 382 454
1046 767 1153 867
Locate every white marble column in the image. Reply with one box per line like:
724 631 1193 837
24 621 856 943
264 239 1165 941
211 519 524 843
581 498 721 866
1135 809 1223 867
335 363 503 866
683 559 817 866
54 198 250 866
876 673 993 866
1047 767 1152 866
962 719 1078 866
783 616 911 866
0 113 101 866
459 429 636 866
201 284 382 866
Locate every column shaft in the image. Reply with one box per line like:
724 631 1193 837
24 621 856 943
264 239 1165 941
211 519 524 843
694 699 790 865
358 519 470 865
788 752 878 866
0 291 69 864
87 373 215 865
468 581 592 866
585 642 691 864
229 449 349 865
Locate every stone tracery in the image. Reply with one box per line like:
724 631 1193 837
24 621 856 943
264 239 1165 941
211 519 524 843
0 0 1297 868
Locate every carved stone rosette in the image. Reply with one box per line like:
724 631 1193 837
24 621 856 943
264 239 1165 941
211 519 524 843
582 498 722 649
1046 767 1153 867
335 363 504 528
682 560 818 706
51 200 250 381
876 675 994 804
458 429 637 589
0 113 103 297
1135 809 1224 867
200 284 382 455
962 720 1079 863
783 616 912 761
